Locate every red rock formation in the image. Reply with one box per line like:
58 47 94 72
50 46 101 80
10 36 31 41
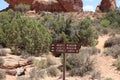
5 0 83 12
96 0 116 12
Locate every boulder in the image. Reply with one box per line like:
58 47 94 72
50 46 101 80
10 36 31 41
6 67 26 76
0 48 11 56
16 67 26 76
96 0 116 12
5 0 83 12
2 56 33 69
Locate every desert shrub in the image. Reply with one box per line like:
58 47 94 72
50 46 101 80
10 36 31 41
43 15 98 46
0 50 7 56
104 10 120 27
0 69 6 80
33 59 48 69
26 57 34 65
91 71 101 80
15 4 30 13
100 19 110 27
47 66 60 77
46 54 57 66
80 47 100 55
31 54 60 78
20 51 32 59
104 37 120 48
101 28 109 35
10 17 51 55
17 76 30 80
0 48 11 56
104 45 120 58
73 17 98 46
0 10 51 56
95 25 109 35
99 9 120 34
33 55 56 69
29 67 60 79
0 58 4 67
29 68 47 79
113 57 120 70
66 52 94 76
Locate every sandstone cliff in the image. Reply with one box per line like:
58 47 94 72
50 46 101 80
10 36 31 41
5 0 83 12
96 0 116 12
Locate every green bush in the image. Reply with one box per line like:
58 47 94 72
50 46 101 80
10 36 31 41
104 10 120 27
98 9 120 34
33 55 57 69
66 52 94 76
104 37 120 48
94 23 110 35
0 10 51 56
100 19 110 27
75 17 98 46
43 15 98 46
15 4 30 13
0 10 98 56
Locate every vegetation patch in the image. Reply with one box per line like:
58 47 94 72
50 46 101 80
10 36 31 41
104 44 120 58
0 69 6 80
113 57 120 70
104 37 120 48
66 52 94 76
0 58 4 67
79 47 100 55
0 10 51 56
47 66 60 77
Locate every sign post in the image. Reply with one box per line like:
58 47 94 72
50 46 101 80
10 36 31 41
63 53 66 80
50 43 80 80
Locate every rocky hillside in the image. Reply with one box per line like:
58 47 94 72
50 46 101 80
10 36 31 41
4 0 117 12
96 0 116 12
5 0 83 12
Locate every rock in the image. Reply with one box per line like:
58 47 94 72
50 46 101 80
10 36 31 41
6 70 17 76
25 10 36 15
4 0 83 12
16 67 26 76
0 48 11 56
96 0 116 12
2 56 32 69
6 67 26 76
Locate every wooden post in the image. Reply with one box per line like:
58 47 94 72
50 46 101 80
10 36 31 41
63 53 66 80
50 43 81 80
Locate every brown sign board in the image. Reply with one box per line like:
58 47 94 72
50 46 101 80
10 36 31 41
50 43 80 53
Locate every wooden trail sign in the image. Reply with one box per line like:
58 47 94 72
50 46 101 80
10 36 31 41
50 43 80 53
50 43 81 80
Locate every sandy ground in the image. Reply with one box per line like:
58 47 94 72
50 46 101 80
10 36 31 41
95 35 120 80
5 35 120 80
